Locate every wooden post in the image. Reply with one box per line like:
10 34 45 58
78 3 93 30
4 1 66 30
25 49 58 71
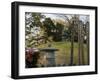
78 21 81 65
81 24 85 65
78 21 85 65
86 22 89 65
69 21 74 65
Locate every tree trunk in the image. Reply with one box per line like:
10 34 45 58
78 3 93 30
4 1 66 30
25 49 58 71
69 23 74 65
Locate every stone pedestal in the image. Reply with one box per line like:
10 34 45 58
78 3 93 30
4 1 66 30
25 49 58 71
40 48 59 66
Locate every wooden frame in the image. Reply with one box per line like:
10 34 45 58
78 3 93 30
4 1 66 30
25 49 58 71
11 1 98 79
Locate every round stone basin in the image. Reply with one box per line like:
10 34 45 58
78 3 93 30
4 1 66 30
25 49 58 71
39 48 59 52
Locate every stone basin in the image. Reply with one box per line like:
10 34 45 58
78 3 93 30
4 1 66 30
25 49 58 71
39 48 59 52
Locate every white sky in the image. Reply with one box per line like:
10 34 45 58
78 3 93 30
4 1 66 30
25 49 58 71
42 13 89 23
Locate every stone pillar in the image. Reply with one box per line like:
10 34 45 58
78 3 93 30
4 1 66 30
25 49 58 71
46 51 56 66
39 48 58 67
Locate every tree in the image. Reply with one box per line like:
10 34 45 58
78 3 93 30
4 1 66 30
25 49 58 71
31 13 45 27
43 18 56 39
43 18 64 42
25 12 45 47
54 22 64 41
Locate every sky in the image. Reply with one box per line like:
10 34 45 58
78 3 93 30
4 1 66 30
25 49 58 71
42 13 89 23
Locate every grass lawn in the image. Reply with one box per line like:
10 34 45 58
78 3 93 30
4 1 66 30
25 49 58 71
37 41 89 66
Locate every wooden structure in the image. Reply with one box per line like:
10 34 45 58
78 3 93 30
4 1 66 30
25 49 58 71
69 15 89 65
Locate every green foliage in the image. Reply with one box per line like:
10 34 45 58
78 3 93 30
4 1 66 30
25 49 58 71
53 22 64 41
31 13 45 27
43 18 64 41
43 18 56 37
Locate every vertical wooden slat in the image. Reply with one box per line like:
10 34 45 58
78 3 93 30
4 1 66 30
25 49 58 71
86 22 89 65
78 21 81 65
81 24 85 65
69 21 74 65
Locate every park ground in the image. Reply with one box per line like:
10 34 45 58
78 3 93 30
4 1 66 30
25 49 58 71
37 41 89 66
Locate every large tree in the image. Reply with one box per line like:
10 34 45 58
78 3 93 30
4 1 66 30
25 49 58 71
25 12 45 47
43 18 64 42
